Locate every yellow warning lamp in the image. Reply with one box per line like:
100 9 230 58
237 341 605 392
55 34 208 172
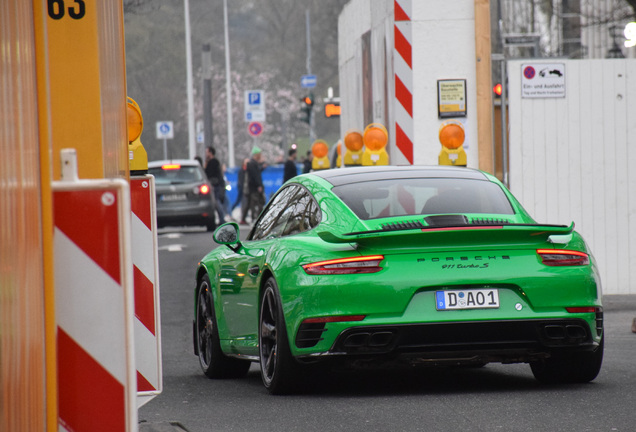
438 120 467 166
311 139 331 170
127 97 148 175
342 130 364 166
361 123 389 166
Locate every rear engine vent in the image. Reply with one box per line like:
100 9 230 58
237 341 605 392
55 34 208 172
381 220 424 231
470 217 510 225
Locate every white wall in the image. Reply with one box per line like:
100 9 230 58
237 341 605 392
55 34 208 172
410 2 478 167
338 0 480 167
508 59 636 294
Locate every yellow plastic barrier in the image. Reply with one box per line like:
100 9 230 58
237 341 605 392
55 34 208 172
362 123 389 166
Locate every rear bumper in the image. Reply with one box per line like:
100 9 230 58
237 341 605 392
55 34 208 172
156 200 215 227
296 317 602 366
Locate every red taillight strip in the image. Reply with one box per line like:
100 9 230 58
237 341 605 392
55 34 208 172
302 315 366 324
566 307 602 313
536 249 590 266
302 255 384 275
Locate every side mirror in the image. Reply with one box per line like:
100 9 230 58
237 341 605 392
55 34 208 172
213 222 241 251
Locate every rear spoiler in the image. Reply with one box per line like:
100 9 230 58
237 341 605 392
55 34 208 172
317 222 575 247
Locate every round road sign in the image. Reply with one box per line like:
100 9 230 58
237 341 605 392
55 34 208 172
248 121 263 137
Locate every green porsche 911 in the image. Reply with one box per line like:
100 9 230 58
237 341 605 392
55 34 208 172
193 166 603 394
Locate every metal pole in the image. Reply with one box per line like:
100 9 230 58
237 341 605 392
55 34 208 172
500 59 508 187
163 138 168 160
184 0 196 159
306 9 315 144
202 44 213 156
224 0 235 168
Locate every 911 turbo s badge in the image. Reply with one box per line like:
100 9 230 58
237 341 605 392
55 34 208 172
417 255 511 263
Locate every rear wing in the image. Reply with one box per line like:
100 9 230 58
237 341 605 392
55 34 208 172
317 222 575 248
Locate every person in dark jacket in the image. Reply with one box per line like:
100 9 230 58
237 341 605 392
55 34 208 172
205 146 226 224
232 158 249 213
283 148 298 183
302 150 312 174
241 146 265 224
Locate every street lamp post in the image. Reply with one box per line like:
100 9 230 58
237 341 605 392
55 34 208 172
224 0 235 168
607 24 625 59
184 0 196 159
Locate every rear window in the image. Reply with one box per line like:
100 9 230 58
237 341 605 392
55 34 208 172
149 165 206 185
331 178 514 220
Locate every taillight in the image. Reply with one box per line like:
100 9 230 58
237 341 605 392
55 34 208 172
566 306 601 313
199 184 210 195
301 315 366 324
536 249 589 266
302 255 384 275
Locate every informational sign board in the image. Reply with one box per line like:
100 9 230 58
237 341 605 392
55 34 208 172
437 79 467 118
244 90 265 122
521 63 565 98
301 74 317 88
156 121 174 139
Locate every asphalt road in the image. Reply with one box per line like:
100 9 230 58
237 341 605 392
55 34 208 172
140 227 636 432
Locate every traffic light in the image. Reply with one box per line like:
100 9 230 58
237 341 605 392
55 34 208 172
324 102 341 118
493 83 503 97
300 93 314 124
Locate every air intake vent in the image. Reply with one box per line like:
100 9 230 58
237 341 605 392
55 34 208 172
295 323 327 348
381 220 424 231
470 217 510 225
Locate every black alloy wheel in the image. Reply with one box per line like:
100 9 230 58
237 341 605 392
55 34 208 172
530 335 604 384
196 274 250 378
259 277 300 394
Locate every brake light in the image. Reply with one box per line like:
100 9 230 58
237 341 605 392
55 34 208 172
199 184 210 194
302 315 366 324
302 255 384 275
162 164 180 170
536 249 589 266
566 306 601 313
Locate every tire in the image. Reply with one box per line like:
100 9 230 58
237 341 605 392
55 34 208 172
196 274 251 379
531 336 604 384
259 277 301 394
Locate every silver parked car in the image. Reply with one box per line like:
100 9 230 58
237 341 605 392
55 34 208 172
148 160 217 231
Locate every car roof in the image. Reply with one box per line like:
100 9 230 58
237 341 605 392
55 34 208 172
148 159 203 168
309 165 488 187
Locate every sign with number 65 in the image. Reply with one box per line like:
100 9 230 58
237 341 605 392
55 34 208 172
47 0 86 20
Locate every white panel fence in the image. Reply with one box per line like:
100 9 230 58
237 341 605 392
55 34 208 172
508 59 636 295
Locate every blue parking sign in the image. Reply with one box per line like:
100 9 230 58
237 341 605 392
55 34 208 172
248 91 261 105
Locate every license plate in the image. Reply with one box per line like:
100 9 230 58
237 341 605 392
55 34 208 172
436 289 500 311
161 193 187 201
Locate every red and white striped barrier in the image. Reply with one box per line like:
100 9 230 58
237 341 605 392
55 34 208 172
394 0 414 164
53 154 136 432
130 175 162 407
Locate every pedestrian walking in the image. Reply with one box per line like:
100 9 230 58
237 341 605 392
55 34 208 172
232 158 249 214
302 150 312 174
205 146 227 224
241 146 265 224
283 148 298 183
